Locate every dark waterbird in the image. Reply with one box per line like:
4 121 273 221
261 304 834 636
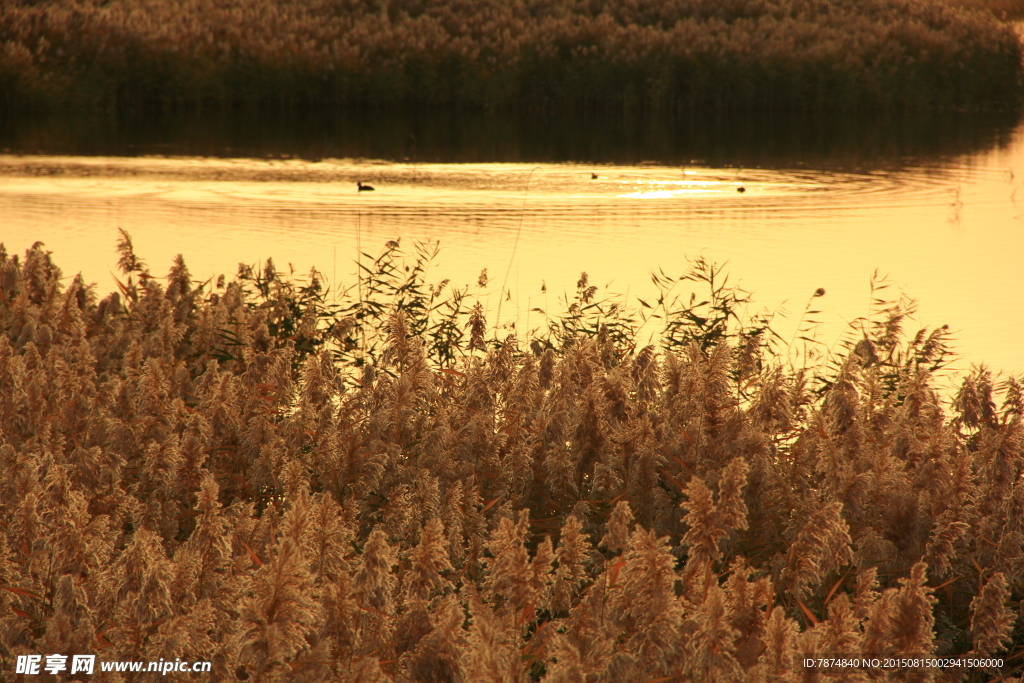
357 181 375 192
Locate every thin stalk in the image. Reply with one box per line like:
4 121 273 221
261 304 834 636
497 167 541 339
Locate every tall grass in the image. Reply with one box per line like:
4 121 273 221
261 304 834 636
1 236 1022 681
945 0 1024 19
1 0 1021 112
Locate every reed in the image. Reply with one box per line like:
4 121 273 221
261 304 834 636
0 0 1021 112
944 0 1024 19
0 237 1022 681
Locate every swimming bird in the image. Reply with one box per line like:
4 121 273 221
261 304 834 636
357 181 375 192
736 186 746 193
591 173 598 179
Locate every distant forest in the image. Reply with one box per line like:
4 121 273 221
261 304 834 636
0 0 1022 111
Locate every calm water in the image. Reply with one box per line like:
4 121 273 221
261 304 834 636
1 109 1022 382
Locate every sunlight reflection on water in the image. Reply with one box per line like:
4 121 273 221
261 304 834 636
2 127 1023 383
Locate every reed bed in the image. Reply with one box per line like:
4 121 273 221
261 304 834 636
945 0 1024 19
0 0 1021 112
0 235 1022 682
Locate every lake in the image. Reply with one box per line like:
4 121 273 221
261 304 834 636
1 108 1022 384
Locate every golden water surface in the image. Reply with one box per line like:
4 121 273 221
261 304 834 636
1 129 1022 383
